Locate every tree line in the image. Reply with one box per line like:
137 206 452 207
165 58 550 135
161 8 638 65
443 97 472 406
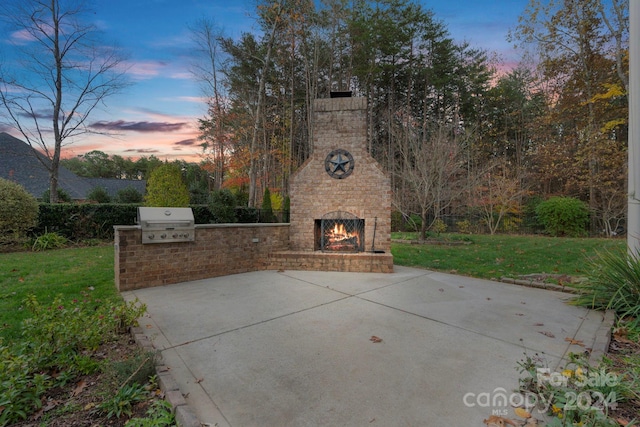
193 0 628 237
1 0 629 237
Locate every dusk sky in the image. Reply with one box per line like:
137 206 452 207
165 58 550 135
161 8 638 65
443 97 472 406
2 0 530 163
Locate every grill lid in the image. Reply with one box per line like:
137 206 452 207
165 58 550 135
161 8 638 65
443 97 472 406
137 207 195 244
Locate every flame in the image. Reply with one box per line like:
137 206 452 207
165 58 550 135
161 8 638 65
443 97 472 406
326 222 359 247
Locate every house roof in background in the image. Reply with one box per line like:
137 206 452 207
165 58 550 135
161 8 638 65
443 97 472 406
0 132 146 200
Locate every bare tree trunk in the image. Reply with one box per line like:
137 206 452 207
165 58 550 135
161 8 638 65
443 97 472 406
248 2 282 207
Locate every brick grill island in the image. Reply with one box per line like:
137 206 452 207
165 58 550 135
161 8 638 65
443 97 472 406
269 96 393 273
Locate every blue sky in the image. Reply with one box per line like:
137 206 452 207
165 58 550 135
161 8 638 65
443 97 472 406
3 0 530 162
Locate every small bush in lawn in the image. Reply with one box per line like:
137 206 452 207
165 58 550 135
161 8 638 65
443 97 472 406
536 196 589 237
572 249 640 324
31 232 68 251
430 218 447 235
0 178 39 244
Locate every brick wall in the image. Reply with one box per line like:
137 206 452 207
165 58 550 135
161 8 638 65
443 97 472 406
289 97 392 253
114 224 290 291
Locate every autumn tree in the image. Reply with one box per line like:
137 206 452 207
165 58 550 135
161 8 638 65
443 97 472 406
511 0 629 231
0 0 129 203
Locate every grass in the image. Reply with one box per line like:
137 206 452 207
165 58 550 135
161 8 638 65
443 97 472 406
391 232 625 280
0 244 116 341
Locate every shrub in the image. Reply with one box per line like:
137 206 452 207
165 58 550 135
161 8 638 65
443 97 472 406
0 179 39 244
31 232 68 251
282 195 290 223
456 219 472 234
572 249 640 323
41 188 72 203
209 189 237 223
430 218 447 235
116 186 143 204
406 214 422 232
35 204 139 240
87 186 111 203
261 188 275 223
536 196 589 237
0 294 146 425
144 164 189 207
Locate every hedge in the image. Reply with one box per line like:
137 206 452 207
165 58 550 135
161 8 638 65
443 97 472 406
34 204 289 241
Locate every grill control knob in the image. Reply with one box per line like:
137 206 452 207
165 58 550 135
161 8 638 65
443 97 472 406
160 233 167 239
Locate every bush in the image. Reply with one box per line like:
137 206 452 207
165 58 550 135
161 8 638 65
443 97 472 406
535 196 589 237
31 232 68 251
208 189 237 223
572 249 640 323
87 186 111 203
261 188 275 223
116 186 144 204
36 204 139 240
41 188 72 203
144 164 189 207
0 179 39 244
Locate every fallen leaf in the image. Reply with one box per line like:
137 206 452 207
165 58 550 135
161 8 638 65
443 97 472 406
438 288 444 292
613 334 636 344
533 323 544 326
514 407 531 418
370 336 383 343
486 297 492 300
483 415 519 426
195 377 203 383
538 331 555 338
72 379 87 397
33 408 44 420
18 277 24 282
84 402 96 410
459 286 465 288
515 313 524 316
564 337 585 347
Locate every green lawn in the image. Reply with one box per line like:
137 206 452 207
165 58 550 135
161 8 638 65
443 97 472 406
0 234 627 340
0 244 117 341
391 233 625 280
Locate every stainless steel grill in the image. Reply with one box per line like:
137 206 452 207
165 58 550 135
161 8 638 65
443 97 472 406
137 207 195 244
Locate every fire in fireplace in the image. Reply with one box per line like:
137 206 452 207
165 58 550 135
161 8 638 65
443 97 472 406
315 211 364 252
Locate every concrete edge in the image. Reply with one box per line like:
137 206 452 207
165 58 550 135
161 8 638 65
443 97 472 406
499 277 579 294
130 326 202 427
588 309 616 366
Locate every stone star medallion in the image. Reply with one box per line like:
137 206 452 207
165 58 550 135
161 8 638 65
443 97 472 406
325 149 354 179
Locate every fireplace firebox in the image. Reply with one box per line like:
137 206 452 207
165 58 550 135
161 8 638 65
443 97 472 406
314 211 364 252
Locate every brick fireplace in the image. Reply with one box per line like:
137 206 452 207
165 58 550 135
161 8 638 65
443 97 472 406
271 95 393 272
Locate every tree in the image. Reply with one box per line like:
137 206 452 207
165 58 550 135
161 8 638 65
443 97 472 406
144 164 190 207
511 0 629 229
395 123 466 240
0 0 128 203
471 164 530 235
